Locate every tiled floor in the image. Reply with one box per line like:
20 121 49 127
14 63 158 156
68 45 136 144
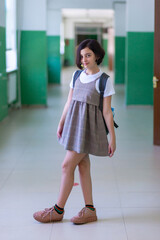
0 67 160 240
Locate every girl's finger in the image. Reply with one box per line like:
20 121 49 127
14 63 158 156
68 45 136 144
108 145 111 155
57 131 61 138
108 145 114 157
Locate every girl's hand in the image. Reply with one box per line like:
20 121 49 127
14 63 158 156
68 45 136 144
108 139 116 157
57 123 64 139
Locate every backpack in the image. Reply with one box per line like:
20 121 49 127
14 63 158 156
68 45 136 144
73 70 119 135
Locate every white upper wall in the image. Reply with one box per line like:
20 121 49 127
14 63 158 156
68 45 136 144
19 0 47 31
0 0 5 27
63 18 74 39
47 9 61 35
126 0 154 32
48 0 113 9
114 3 126 36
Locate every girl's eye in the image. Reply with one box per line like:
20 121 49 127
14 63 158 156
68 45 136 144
80 54 91 59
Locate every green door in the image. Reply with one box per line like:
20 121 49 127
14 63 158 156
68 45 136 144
77 34 97 45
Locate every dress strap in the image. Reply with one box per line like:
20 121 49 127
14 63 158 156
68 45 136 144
73 70 83 88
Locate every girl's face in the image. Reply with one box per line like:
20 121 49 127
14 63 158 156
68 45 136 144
80 47 97 69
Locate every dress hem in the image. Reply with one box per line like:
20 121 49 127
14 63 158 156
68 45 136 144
59 142 109 157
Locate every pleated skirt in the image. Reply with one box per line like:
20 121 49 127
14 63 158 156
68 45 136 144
59 100 109 156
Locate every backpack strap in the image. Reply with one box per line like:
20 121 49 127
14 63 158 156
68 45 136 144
99 72 110 111
99 73 119 132
73 70 83 88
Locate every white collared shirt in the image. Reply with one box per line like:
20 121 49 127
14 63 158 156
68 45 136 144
70 69 115 97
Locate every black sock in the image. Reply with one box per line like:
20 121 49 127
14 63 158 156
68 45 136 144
86 204 95 211
54 204 64 214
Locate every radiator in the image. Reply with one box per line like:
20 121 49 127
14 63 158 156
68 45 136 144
8 72 17 104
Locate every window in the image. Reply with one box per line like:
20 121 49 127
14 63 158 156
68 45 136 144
6 0 17 72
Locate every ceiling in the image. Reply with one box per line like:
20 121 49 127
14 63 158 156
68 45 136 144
62 8 114 19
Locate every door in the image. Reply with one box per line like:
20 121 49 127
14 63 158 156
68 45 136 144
77 34 97 45
153 0 160 145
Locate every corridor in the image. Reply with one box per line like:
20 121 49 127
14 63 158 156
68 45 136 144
0 67 160 240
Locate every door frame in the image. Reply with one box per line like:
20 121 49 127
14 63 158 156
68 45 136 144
153 0 160 145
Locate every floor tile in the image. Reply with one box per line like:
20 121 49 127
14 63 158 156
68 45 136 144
122 208 160 240
120 192 160 208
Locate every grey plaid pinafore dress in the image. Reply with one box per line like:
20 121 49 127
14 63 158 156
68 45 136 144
59 75 109 156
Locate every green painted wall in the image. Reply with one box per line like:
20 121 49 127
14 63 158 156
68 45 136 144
0 76 8 121
0 27 6 74
102 39 108 67
125 32 154 105
115 36 125 84
47 36 61 84
64 39 75 66
20 31 47 105
0 26 8 121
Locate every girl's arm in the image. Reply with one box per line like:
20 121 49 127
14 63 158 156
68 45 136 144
57 88 73 138
103 96 116 157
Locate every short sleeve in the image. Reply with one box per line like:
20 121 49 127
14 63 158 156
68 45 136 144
103 77 115 97
96 77 115 97
69 71 76 88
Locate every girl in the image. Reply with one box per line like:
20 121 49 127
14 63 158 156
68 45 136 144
33 39 116 224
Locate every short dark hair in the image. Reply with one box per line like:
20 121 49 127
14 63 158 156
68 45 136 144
76 39 105 69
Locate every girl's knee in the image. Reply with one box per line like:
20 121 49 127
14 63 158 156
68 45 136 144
61 152 88 174
78 159 90 174
61 159 75 174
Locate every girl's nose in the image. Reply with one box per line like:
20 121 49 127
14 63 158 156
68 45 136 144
83 56 87 62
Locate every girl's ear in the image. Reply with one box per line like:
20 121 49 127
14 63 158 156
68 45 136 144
95 58 99 63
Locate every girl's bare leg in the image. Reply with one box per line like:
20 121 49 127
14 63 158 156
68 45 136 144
78 154 93 205
57 150 87 208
